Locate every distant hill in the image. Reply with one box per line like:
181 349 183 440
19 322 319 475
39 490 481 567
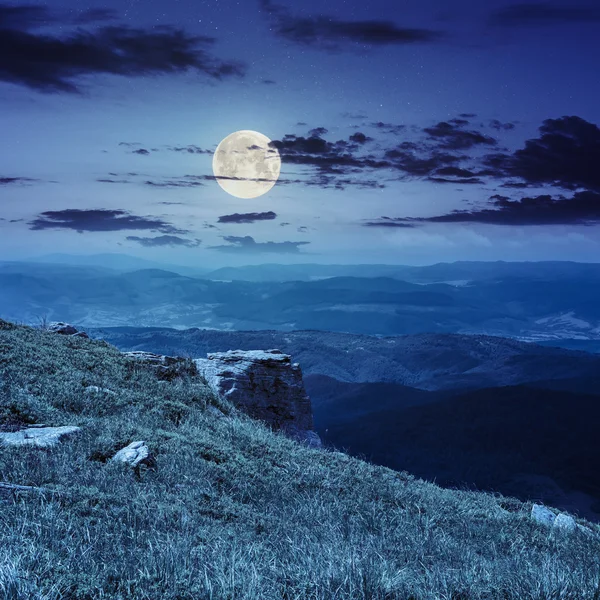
3 260 600 344
320 385 600 521
87 327 600 392
28 253 210 277
205 261 600 283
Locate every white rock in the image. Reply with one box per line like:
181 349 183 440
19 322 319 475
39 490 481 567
111 441 154 469
84 385 116 396
531 504 556 526
0 426 81 448
553 513 577 532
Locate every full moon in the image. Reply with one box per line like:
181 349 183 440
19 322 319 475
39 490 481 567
212 130 281 199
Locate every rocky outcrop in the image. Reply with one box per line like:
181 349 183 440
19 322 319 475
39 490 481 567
530 504 588 534
111 441 155 471
48 322 89 338
0 425 81 448
195 349 321 447
122 351 198 381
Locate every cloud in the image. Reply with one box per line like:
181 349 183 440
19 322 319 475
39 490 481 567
490 3 600 26
168 145 213 154
489 119 516 131
126 235 201 247
218 211 277 224
423 120 498 150
484 116 600 191
269 129 390 184
29 209 187 233
144 176 206 188
0 4 245 93
97 178 132 184
364 217 415 228
0 176 37 185
365 191 600 226
370 121 406 134
133 149 150 156
208 235 309 254
260 0 442 50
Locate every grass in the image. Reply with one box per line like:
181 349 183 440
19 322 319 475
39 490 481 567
1 318 599 599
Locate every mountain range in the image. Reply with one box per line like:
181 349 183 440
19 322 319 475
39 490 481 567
2 259 600 346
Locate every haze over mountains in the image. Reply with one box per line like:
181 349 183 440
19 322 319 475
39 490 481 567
2 257 600 350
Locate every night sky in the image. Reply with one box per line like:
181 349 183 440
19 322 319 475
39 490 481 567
1 0 600 266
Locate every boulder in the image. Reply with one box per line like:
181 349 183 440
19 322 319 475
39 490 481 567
111 441 155 470
553 513 577 532
195 349 322 447
0 426 81 448
123 351 197 381
48 322 78 335
47 322 89 338
531 504 556 526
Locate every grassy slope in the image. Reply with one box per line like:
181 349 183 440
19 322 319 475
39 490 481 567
1 320 599 600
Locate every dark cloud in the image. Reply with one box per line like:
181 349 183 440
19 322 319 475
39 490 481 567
349 132 372 144
208 235 309 254
133 149 150 156
364 218 415 228
384 148 462 177
260 0 442 50
370 121 406 134
423 121 498 150
168 145 212 154
484 116 600 191
269 129 389 181
0 176 36 185
365 191 600 227
28 209 187 233
218 211 277 224
145 176 206 188
500 181 535 189
126 235 201 247
490 3 600 26
96 178 132 184
489 119 516 131
0 4 245 93
262 78 276 84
